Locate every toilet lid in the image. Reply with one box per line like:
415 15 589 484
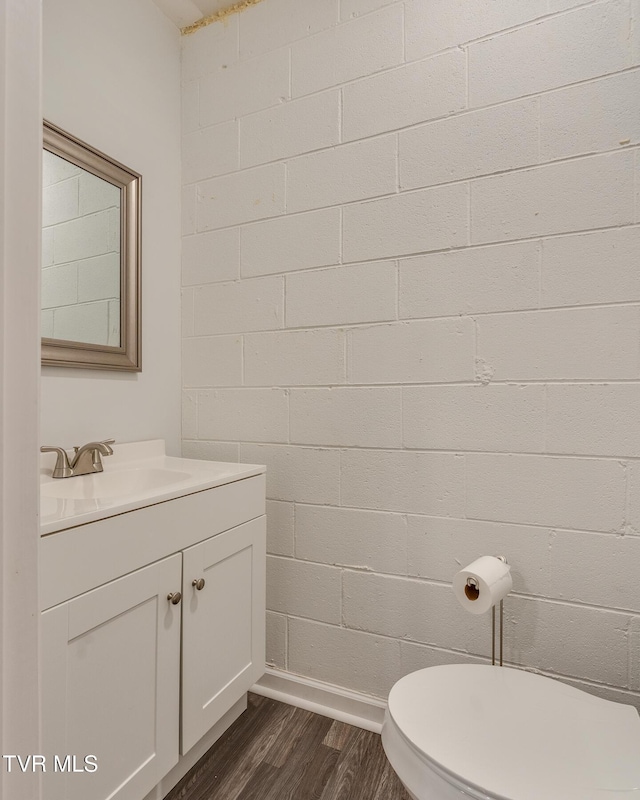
387 665 640 800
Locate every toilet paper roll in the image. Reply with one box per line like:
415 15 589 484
452 556 512 615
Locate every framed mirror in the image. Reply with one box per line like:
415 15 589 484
42 121 141 371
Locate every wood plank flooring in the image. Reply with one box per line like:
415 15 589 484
165 693 410 800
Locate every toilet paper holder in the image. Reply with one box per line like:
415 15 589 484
464 556 507 666
470 554 507 667
456 554 511 666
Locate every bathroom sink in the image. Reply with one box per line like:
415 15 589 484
39 439 266 535
40 467 191 500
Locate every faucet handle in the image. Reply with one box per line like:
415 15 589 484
78 439 115 455
40 446 73 479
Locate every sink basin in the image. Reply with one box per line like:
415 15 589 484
41 467 191 500
39 439 266 535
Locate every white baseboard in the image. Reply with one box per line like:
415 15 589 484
251 667 386 734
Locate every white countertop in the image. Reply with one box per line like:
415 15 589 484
40 439 265 535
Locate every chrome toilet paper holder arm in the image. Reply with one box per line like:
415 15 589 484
493 555 507 667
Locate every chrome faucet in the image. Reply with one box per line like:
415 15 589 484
41 439 115 479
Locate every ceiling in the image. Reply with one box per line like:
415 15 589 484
152 0 242 29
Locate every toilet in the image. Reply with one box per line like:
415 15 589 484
382 664 640 800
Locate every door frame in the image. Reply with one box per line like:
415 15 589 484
0 1 42 798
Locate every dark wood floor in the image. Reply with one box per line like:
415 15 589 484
165 693 410 800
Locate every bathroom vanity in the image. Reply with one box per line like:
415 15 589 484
39 440 266 800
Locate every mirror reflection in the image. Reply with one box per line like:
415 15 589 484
42 150 122 347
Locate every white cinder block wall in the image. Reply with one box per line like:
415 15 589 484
181 0 640 707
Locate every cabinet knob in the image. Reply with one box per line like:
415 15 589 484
167 591 182 605
192 578 205 591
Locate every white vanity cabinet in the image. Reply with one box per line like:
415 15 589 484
181 516 265 754
40 469 266 800
41 555 183 800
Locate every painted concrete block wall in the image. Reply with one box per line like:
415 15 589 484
181 0 640 707
42 0 182 452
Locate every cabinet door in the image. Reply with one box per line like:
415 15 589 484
181 516 266 754
41 554 182 800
